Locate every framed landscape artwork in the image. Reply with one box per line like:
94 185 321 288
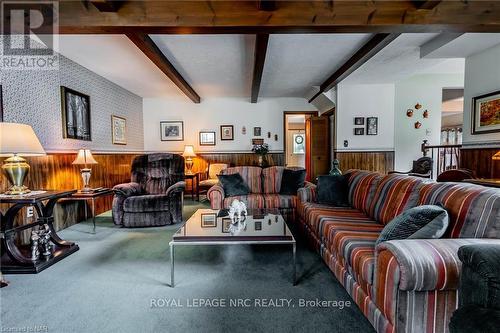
200 131 216 146
472 90 500 134
61 86 91 141
111 115 127 145
220 125 234 140
160 121 184 141
366 117 378 135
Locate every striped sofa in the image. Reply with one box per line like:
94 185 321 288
297 170 500 333
208 166 310 222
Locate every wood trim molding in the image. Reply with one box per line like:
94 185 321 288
90 0 124 12
126 32 201 103
251 34 270 103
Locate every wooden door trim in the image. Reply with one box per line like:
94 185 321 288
283 111 318 168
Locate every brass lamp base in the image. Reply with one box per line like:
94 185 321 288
80 168 93 192
2 154 31 195
185 157 194 175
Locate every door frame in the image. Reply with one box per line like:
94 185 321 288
283 111 318 167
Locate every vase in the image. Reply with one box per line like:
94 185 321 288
329 159 342 176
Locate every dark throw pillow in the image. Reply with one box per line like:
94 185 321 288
280 169 306 195
316 175 349 207
375 205 449 247
217 173 250 197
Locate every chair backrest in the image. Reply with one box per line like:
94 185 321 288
436 168 475 182
208 163 228 180
412 157 433 174
131 153 184 194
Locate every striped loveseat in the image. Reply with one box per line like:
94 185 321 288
297 170 500 333
208 166 310 222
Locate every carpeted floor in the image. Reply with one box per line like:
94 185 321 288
0 200 374 333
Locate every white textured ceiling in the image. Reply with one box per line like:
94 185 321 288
58 35 182 98
343 33 465 85
423 33 500 58
260 34 372 97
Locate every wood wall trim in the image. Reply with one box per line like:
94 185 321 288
336 151 395 174
460 148 500 178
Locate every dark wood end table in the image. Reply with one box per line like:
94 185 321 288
0 190 79 274
185 172 200 201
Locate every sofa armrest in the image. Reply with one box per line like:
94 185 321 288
298 183 316 203
207 184 225 209
165 181 186 197
113 182 142 197
458 244 500 309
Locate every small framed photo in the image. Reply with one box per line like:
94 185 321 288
472 90 500 134
160 121 184 141
253 127 261 136
366 117 378 135
255 221 262 231
61 86 91 141
354 117 364 125
220 125 234 141
222 218 232 233
354 128 364 135
111 115 126 145
199 131 216 146
201 213 217 228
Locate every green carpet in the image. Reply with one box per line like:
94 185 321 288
0 200 374 333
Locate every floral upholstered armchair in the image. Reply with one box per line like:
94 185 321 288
112 153 185 228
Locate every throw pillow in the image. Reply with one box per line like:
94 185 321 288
217 173 251 197
375 205 449 246
316 175 350 207
280 169 306 195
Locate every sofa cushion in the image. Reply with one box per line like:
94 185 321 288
217 173 250 197
348 170 383 214
418 182 500 238
368 174 427 225
222 166 263 193
316 175 349 206
280 169 306 195
375 204 449 246
223 194 265 209
123 194 171 212
262 194 297 209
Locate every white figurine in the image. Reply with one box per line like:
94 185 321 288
228 199 247 224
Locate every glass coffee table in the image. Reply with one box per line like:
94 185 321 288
169 208 296 287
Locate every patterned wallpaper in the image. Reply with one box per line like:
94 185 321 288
0 45 144 152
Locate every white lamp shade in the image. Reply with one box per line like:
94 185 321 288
0 122 46 156
182 145 196 158
72 149 98 165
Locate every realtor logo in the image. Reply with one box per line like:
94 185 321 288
1 1 59 70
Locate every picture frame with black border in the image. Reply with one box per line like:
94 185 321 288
354 117 364 125
201 213 217 228
61 86 91 141
160 121 184 141
222 218 232 233
472 90 500 134
253 127 262 136
255 221 262 231
220 125 234 140
366 117 378 135
354 128 364 135
199 131 216 146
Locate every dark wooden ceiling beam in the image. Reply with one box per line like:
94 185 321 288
412 1 442 10
90 0 124 12
251 34 269 103
308 33 400 103
126 33 200 103
257 0 277 11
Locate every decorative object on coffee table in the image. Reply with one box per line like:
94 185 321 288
252 142 269 167
182 145 196 174
329 159 342 176
0 122 46 194
111 115 127 145
72 149 98 193
61 86 91 141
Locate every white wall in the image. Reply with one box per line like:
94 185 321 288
336 83 395 151
463 43 500 147
394 73 464 171
143 97 316 153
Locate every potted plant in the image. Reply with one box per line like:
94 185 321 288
252 143 269 167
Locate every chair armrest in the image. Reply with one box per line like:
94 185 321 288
297 183 317 203
207 184 225 209
165 181 186 197
388 170 410 175
458 244 500 309
113 182 142 197
407 172 432 178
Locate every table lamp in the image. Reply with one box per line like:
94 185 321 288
182 145 196 175
0 122 46 194
72 149 98 192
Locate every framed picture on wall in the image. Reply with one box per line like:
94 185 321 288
253 127 262 136
160 121 184 141
354 128 364 135
61 86 91 141
354 117 364 125
472 90 500 134
200 131 216 146
366 117 378 135
220 125 234 140
111 115 127 145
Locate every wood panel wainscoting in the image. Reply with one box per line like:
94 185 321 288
460 147 500 179
0 152 285 243
335 151 395 175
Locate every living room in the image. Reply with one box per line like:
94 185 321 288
1 1 500 333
